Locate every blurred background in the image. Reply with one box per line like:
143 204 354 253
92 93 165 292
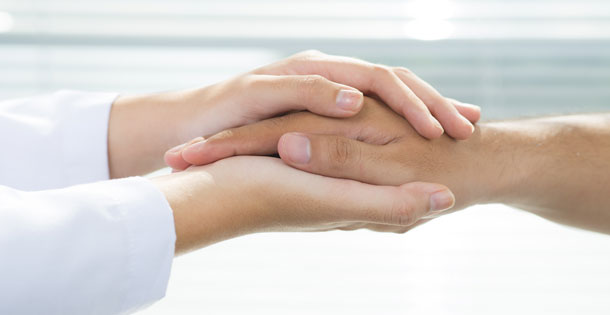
1 0 610 314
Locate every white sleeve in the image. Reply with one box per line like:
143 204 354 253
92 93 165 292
0 92 177 314
0 177 176 314
0 90 118 190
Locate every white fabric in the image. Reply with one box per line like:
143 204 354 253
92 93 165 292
0 91 176 314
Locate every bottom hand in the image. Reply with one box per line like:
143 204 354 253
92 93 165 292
152 156 455 255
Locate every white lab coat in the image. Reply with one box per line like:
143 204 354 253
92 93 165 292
0 91 176 314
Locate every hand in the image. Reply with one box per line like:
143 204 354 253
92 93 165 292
168 98 610 235
109 69 365 177
251 50 481 139
193 49 479 139
152 156 456 255
168 97 500 215
111 50 479 177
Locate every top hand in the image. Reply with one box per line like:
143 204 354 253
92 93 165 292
250 50 480 139
111 50 479 177
159 51 480 172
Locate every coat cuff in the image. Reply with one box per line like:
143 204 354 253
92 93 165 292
56 90 119 186
83 177 176 313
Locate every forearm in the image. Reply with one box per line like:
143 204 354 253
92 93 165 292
475 113 610 233
107 88 214 178
150 169 255 255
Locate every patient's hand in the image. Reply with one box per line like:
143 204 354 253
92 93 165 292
168 97 494 217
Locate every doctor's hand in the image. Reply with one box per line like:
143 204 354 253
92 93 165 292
248 50 480 139
109 50 479 178
151 156 455 255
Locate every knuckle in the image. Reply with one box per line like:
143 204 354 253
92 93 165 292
296 75 326 102
328 137 358 167
394 66 413 76
387 198 417 226
372 65 393 77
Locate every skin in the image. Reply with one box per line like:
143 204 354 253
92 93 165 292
169 97 610 234
106 51 477 254
108 50 480 178
152 156 454 255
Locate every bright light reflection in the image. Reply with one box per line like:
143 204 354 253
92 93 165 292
0 11 14 33
403 0 456 40
404 19 455 41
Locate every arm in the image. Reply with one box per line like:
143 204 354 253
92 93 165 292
473 114 610 233
175 97 610 234
0 155 454 314
0 68 462 312
0 179 175 315
0 91 176 314
0 90 117 190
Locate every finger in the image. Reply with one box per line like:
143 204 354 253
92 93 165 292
339 217 433 233
321 179 455 226
303 172 455 226
244 74 364 118
368 68 445 139
255 52 444 139
180 113 353 166
278 132 405 185
394 68 475 140
164 137 205 171
447 98 481 123
382 218 433 233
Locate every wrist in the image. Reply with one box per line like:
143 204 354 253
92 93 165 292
108 87 212 177
463 121 536 207
151 170 235 255
150 162 264 255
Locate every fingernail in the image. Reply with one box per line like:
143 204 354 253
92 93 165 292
168 143 187 154
281 133 311 164
458 101 481 110
431 117 444 136
429 189 455 212
468 121 475 134
336 89 363 111
460 115 475 134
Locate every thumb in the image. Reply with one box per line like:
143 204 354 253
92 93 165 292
276 132 456 220
314 177 456 226
245 74 365 118
280 157 456 226
278 132 398 185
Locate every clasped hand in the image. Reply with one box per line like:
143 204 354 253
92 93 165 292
141 51 481 254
